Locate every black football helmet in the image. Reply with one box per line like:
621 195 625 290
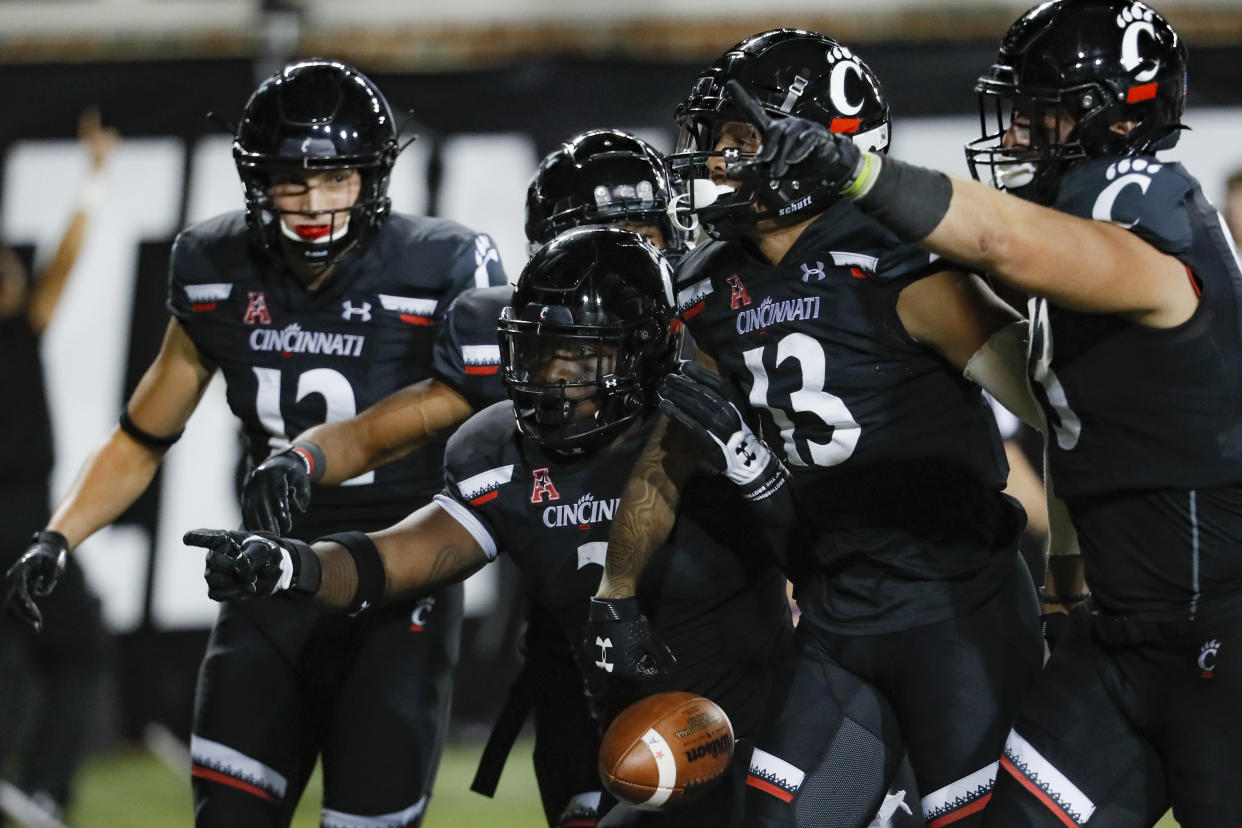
966 0 1188 204
670 29 891 239
499 225 680 455
525 129 691 262
233 59 401 271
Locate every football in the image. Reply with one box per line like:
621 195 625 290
598 691 734 811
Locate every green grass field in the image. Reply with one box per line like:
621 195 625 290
64 740 1183 828
67 738 547 828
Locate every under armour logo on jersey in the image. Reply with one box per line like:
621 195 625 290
726 274 752 309
800 261 827 282
1117 3 1160 84
1199 639 1222 678
594 636 614 672
530 467 561 504
341 300 372 322
243 291 272 325
603 375 619 389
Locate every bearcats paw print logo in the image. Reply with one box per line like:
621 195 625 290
1105 158 1163 180
824 44 866 119
1116 2 1161 82
1092 158 1161 227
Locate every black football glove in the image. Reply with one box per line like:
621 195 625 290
585 597 677 686
724 79 864 198
4 531 69 632
242 446 314 534
183 528 320 602
658 361 790 508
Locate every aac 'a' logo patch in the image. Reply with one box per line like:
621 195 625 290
727 275 752 310
243 291 272 325
530 467 561 504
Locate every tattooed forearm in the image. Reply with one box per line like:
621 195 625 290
599 417 691 598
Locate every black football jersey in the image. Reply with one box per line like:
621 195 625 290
676 203 1018 632
430 285 513 412
1034 157 1242 615
168 210 508 537
437 404 792 737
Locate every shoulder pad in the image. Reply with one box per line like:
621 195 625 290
1055 158 1195 255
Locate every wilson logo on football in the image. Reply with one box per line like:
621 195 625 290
542 492 619 529
530 467 561 504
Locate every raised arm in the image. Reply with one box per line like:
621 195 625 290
27 107 119 335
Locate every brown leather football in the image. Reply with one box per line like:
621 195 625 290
598 691 735 811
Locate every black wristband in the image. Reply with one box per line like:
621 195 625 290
31 530 69 554
289 441 327 483
853 156 953 242
284 538 322 599
119 409 183 451
315 531 386 615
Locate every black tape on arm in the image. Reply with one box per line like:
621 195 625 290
315 530 387 615
849 155 953 242
119 409 183 451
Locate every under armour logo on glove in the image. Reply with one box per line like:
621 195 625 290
595 635 615 672
584 597 676 683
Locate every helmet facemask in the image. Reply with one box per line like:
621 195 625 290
499 225 680 457
499 307 659 456
238 161 393 271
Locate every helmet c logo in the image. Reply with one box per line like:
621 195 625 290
829 59 866 117
1119 4 1160 82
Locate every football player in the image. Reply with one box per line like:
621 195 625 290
3 60 508 828
586 29 1047 828
186 226 922 828
731 2 1242 825
0 107 117 820
236 128 690 827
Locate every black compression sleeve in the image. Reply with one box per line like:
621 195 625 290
315 531 387 614
850 155 954 242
